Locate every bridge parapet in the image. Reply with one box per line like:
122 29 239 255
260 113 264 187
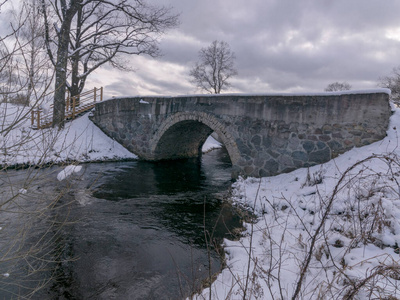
90 90 391 177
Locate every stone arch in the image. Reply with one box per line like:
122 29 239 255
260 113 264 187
149 112 240 165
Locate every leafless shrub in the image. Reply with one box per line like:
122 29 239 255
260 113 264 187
302 166 325 188
0 4 78 297
199 153 400 300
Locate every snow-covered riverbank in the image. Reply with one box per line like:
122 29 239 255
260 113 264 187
0 105 136 166
194 105 400 299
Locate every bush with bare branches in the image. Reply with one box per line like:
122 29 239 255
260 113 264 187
193 128 400 299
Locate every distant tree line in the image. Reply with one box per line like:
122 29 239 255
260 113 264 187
324 81 352 92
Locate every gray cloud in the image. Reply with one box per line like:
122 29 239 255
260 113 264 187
93 0 400 94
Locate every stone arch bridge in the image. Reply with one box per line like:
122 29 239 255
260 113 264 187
90 91 391 177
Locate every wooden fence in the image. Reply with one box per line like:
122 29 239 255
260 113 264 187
31 87 103 129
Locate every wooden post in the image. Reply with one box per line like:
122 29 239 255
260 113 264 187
94 87 97 102
37 110 41 129
31 110 35 126
72 96 76 119
100 86 103 101
66 89 70 112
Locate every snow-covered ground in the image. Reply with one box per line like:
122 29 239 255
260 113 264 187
194 106 400 299
2 103 400 299
0 104 137 166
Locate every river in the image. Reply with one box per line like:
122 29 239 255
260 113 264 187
0 148 242 299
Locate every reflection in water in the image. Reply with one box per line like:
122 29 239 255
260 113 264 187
46 148 242 300
0 166 73 299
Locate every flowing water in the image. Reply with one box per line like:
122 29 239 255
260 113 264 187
0 148 242 299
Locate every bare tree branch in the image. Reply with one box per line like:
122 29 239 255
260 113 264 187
379 66 400 101
40 0 178 127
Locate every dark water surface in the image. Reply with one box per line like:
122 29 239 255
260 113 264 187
36 148 242 299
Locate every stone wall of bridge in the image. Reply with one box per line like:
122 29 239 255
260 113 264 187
90 91 391 177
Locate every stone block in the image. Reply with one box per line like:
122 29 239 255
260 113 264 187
318 135 331 142
251 135 261 147
302 141 315 153
316 141 327 149
314 128 323 134
287 137 300 151
244 166 254 174
292 151 308 162
264 159 279 174
332 132 343 139
309 148 331 163
307 135 318 141
327 140 343 152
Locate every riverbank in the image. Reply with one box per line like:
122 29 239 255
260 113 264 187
0 105 136 167
194 104 400 299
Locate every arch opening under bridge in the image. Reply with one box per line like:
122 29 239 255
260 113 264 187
149 112 241 167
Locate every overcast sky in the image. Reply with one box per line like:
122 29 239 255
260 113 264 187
31 1 400 98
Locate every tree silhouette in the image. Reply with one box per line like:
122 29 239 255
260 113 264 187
190 40 238 94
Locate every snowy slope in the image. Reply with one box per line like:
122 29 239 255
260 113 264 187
0 106 137 166
194 105 400 299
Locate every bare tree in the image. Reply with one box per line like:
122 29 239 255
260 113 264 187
0 45 21 104
324 81 352 92
5 0 54 107
379 66 400 100
189 40 238 94
18 0 53 105
0 2 26 106
40 0 179 128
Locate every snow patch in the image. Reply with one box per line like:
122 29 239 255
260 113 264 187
57 165 82 181
99 88 390 104
175 88 391 98
202 135 222 153
18 188 27 194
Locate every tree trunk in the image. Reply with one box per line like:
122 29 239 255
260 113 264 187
69 6 82 106
52 36 69 127
52 0 80 128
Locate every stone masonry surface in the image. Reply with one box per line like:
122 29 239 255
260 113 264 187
90 91 391 177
